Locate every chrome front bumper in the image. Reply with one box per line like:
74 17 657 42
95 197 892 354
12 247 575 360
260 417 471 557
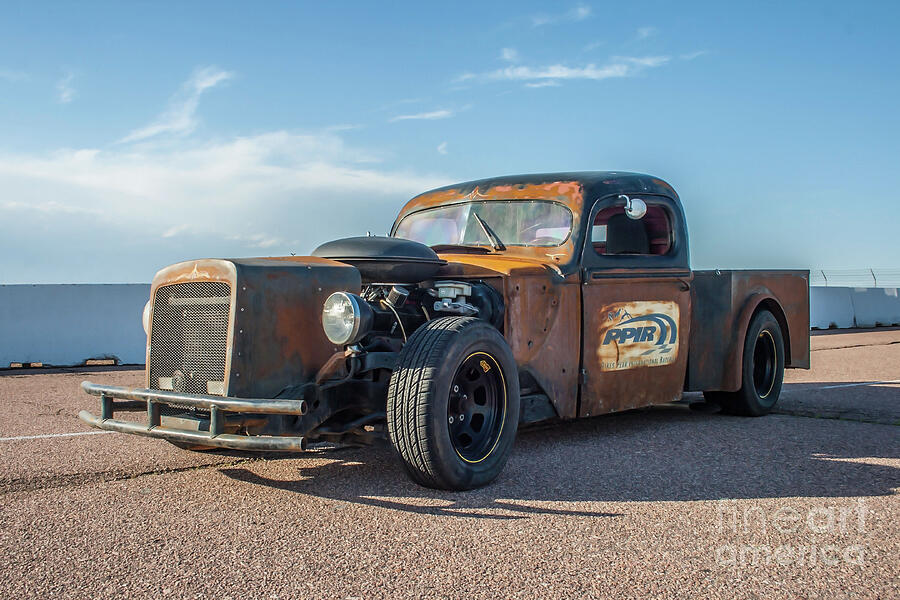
79 381 309 451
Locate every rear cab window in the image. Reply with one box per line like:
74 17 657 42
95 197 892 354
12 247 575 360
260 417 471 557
581 193 689 272
591 204 674 256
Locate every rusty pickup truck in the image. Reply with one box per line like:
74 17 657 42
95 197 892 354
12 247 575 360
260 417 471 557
80 172 810 490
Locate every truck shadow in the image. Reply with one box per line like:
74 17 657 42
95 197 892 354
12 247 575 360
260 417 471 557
219 400 899 519
778 380 900 424
220 462 624 520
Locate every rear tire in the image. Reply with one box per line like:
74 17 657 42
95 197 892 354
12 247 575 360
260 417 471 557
387 316 520 490
704 309 785 416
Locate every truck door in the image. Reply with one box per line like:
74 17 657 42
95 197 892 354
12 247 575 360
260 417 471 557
579 193 692 416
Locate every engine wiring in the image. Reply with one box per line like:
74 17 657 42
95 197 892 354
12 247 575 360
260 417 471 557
380 299 407 342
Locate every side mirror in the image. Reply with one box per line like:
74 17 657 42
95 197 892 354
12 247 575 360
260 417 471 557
619 194 647 220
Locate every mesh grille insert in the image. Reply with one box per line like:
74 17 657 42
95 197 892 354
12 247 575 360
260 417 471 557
148 281 231 398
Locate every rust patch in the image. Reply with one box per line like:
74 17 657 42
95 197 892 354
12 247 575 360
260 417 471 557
435 254 563 278
398 180 583 216
503 274 580 419
154 259 236 286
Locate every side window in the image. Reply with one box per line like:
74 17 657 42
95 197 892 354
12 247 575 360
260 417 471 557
591 204 673 256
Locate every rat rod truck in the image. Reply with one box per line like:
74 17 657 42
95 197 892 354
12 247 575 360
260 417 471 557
80 172 810 490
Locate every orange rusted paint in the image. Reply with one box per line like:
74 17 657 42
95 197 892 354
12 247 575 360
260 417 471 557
397 180 584 217
425 250 581 417
503 274 580 418
434 254 565 277
154 259 238 284
226 258 360 399
147 260 238 389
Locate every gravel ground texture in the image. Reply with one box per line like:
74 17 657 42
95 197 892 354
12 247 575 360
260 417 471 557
1 329 898 599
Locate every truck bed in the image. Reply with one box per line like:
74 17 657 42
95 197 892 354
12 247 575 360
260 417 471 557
686 270 810 393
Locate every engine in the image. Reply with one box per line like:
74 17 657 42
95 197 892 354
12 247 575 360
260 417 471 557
320 279 503 352
312 236 504 351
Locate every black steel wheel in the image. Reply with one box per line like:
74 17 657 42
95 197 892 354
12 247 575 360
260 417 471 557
447 352 507 464
704 309 785 416
387 316 520 490
752 329 779 401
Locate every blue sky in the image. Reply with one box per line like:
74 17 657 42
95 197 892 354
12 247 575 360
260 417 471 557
1 1 898 283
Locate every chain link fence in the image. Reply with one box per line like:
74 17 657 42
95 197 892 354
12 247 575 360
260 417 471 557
809 269 900 288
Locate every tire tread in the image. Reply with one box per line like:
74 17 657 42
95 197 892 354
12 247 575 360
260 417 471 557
704 309 784 417
387 316 478 488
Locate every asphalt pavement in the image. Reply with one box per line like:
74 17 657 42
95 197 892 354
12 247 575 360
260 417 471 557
0 329 897 599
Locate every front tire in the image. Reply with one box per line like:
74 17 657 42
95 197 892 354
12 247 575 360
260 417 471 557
705 309 785 416
387 317 520 490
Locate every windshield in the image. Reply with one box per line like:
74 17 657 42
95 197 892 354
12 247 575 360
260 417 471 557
394 200 573 248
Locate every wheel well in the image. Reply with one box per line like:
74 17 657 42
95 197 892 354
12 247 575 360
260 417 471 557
753 298 791 365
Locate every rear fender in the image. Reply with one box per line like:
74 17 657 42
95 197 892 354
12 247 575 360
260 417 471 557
723 292 788 392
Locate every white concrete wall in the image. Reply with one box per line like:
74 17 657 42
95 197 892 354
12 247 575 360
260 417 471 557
0 284 150 366
848 287 900 328
810 286 900 329
810 287 856 329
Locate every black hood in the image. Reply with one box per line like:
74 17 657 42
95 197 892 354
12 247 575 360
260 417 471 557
312 236 446 283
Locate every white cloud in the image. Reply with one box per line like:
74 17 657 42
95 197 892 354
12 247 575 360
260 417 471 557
2 198 102 216
0 68 453 282
680 50 707 61
619 56 670 68
531 3 592 27
437 141 448 155
390 109 454 122
118 66 233 143
227 232 288 249
525 80 561 88
466 55 670 85
56 72 76 103
323 123 363 133
162 224 188 238
572 4 592 20
0 130 449 271
0 68 27 82
379 97 427 112
500 47 519 62
636 26 658 40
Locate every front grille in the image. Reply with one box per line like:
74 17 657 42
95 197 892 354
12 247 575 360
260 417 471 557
148 281 231 398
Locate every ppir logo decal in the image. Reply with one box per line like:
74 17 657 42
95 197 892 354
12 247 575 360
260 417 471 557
597 301 680 371
603 312 678 353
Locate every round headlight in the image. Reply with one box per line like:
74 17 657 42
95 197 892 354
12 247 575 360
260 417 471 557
142 300 152 335
322 292 373 345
